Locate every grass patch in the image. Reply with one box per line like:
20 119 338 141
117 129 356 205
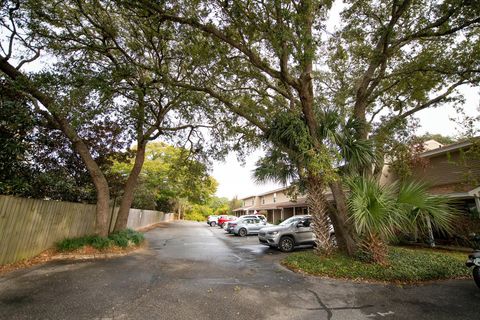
57 229 145 252
282 246 470 283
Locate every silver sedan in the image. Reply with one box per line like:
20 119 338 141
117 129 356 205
232 218 272 237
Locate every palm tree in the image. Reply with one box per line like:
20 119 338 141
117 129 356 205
346 176 406 263
254 110 379 255
347 176 456 263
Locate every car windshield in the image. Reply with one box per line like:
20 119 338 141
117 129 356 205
279 217 302 226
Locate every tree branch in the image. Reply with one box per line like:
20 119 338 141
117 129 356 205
168 80 267 132
397 80 467 119
139 1 300 90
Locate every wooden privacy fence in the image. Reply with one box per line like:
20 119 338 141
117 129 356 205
0 195 174 265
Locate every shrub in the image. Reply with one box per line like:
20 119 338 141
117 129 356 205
126 230 145 245
108 229 144 247
109 233 129 247
89 236 113 250
56 229 145 251
57 237 88 251
346 177 456 263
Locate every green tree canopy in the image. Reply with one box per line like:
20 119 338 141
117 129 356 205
111 142 218 212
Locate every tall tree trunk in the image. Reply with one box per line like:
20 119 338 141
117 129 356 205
56 118 111 236
0 58 112 236
307 175 334 255
328 180 358 256
113 142 147 232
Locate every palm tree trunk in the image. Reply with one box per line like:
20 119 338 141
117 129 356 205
307 175 334 255
364 232 388 264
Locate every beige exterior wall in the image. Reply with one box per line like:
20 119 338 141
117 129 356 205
260 193 274 205
424 139 444 151
259 189 284 205
275 191 292 203
379 145 480 195
258 189 307 205
242 197 256 207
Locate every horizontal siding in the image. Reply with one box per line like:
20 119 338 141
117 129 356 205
413 151 480 190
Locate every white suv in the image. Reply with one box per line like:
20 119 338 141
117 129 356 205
207 215 218 227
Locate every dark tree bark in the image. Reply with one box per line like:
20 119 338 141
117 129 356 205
113 142 147 231
0 58 111 236
328 180 358 256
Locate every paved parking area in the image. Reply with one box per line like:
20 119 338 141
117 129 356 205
1 221 479 319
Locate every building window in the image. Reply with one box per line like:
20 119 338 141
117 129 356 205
262 197 265 204
273 193 276 203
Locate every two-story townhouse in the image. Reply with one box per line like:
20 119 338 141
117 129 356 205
380 139 480 216
255 187 308 223
414 140 480 215
233 187 335 223
232 195 260 216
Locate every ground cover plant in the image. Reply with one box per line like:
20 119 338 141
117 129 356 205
57 229 145 251
1 229 146 275
282 247 470 283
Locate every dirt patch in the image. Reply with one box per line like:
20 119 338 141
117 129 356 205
0 243 146 276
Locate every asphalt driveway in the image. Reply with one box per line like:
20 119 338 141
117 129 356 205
1 221 479 319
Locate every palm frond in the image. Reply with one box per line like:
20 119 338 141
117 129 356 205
397 180 457 235
340 138 379 173
253 149 297 185
346 176 406 240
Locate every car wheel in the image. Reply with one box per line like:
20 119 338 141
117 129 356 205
210 221 217 227
238 228 247 237
330 233 337 246
473 266 480 289
279 236 295 252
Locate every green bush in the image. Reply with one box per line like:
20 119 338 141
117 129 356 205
185 204 210 221
127 230 145 245
57 229 145 252
57 237 89 251
109 229 144 247
89 236 113 250
282 246 470 283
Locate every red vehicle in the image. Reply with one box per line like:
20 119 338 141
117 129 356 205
217 215 236 227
